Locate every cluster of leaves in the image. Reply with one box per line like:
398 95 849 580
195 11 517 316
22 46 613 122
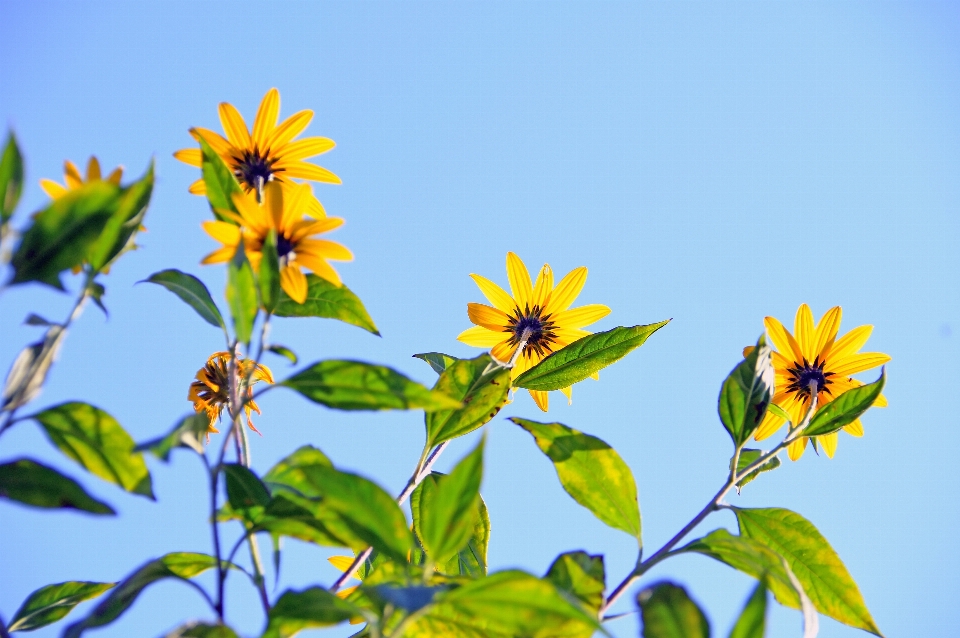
0 129 888 638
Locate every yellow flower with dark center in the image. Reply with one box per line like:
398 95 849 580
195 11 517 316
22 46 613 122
174 88 337 217
39 156 123 199
188 351 274 438
746 304 890 460
458 252 610 411
200 181 352 304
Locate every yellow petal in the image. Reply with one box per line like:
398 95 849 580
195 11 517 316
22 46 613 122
280 265 308 303
174 148 203 167
86 156 102 181
813 306 842 357
253 88 280 148
328 555 360 577
303 187 327 219
529 389 549 412
491 340 517 365
506 252 532 309
276 137 336 161
232 190 270 234
819 432 839 458
218 102 252 149
787 437 807 461
764 315 803 363
267 109 313 150
590 371 599 381
469 274 516 314
458 325 506 348
844 419 864 437
201 246 236 264
560 385 572 405
468 303 509 331
827 325 874 363
105 167 123 185
289 219 344 243
530 264 554 309
299 239 353 262
39 179 66 199
301 256 342 287
553 304 611 329
192 127 235 157
754 410 785 441
552 327 591 346
336 585 359 599
743 345 755 358
873 393 887 408
202 220 242 245
829 353 890 377
548 266 587 314
64 160 83 189
279 182 310 229
188 178 207 195
279 162 342 184
794 304 815 361
263 181 285 229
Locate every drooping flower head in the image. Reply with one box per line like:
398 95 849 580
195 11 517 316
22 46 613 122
748 304 889 460
200 181 352 304
458 252 610 411
174 88 338 216
188 351 274 438
39 156 123 199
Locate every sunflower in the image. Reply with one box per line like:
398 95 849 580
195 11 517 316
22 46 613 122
457 252 610 411
39 156 123 199
746 304 889 460
174 87 337 216
201 181 351 304
188 351 274 438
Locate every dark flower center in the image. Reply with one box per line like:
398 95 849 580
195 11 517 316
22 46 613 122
786 356 835 398
505 305 557 359
276 234 295 259
234 149 280 192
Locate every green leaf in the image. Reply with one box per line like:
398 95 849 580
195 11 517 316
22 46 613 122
732 507 881 635
729 583 767 638
416 440 485 565
134 413 209 462
514 321 669 392
767 403 791 422
0 458 114 515
729 449 781 491
425 354 511 447
545 551 606 614
274 274 379 335
263 587 361 638
412 472 490 577
263 445 334 490
141 269 226 330
86 161 153 273
30 402 154 499
226 243 258 344
805 370 886 437
260 228 281 313
9 581 115 632
511 418 641 543
676 529 803 610
197 132 243 221
267 344 298 365
637 582 709 638
719 335 775 447
223 463 271 511
413 352 459 375
407 570 602 638
10 181 122 289
281 360 461 412
165 623 239 638
63 553 229 638
0 131 24 222
88 281 107 316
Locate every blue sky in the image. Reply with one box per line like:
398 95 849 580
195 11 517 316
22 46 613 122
1 2 958 636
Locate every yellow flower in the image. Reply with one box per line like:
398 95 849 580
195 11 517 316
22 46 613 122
39 156 123 199
747 304 890 460
188 351 274 437
200 181 352 304
457 252 610 412
174 87 337 217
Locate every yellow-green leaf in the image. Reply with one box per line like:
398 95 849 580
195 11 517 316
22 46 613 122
426 354 511 447
260 228 281 313
719 335 775 447
637 582 709 638
141 269 226 331
274 274 379 335
805 370 885 437
9 581 115 632
0 131 24 222
545 551 606 614
226 243 258 344
729 583 767 638
198 133 242 221
263 587 361 638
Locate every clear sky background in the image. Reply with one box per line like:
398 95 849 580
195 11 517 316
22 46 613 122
1 2 958 637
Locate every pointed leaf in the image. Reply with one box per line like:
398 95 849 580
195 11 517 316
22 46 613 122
0 458 114 515
637 582 709 638
545 551 606 614
262 445 333 491
0 131 24 221
224 463 271 512
134 413 209 461
274 274 379 335
281 360 461 412
30 402 154 499
729 583 767 638
417 440 484 565
732 507 881 635
804 370 885 437
141 269 225 330
413 472 490 578
267 344 298 365
426 353 511 447
719 335 775 446
511 418 641 543
413 352 459 375
260 228 281 313
730 449 781 490
165 623 239 638
263 587 361 638
514 321 669 392
87 161 153 272
198 133 243 221
8 581 115 632
227 243 258 344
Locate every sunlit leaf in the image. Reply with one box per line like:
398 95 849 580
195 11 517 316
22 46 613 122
425 354 511 447
260 228 281 313
637 582 709 638
511 418 641 543
732 507 881 635
165 622 239 638
729 449 781 491
0 458 114 515
267 344 299 365
804 370 885 437
262 587 361 638
30 402 154 499
719 335 775 446
413 352 459 375
0 131 24 221
545 551 605 614
197 133 242 221
281 360 461 412
86 161 153 273
226 243 258 344
514 321 669 392
223 463 271 512
134 413 209 462
274 274 379 335
9 581 115 632
729 583 767 638
141 269 226 331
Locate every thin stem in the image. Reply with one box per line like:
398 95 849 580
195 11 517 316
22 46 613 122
330 442 450 593
208 439 226 619
600 388 821 616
